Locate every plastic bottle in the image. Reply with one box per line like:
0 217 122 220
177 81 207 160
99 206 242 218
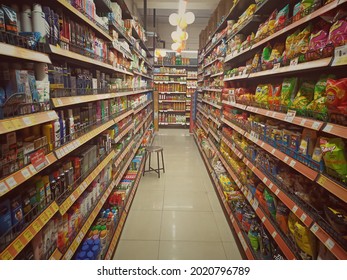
53 119 61 149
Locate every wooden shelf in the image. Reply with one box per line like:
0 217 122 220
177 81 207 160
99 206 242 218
246 106 324 131
322 123 347 140
133 71 152 80
133 100 153 115
0 153 57 198
0 111 58 135
54 109 133 160
158 91 186 94
221 135 244 160
222 100 247 110
210 72 224 78
248 57 332 78
0 43 51 63
62 179 116 260
49 45 133 76
224 73 249 81
202 88 223 92
56 0 112 41
225 47 251 63
154 73 187 76
202 99 222 110
209 128 220 143
316 174 347 204
154 81 187 84
158 100 186 103
134 111 153 134
59 150 116 216
209 115 221 127
0 202 59 260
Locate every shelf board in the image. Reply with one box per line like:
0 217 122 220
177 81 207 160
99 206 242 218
56 0 112 41
159 110 186 113
310 222 347 260
221 135 244 160
49 248 63 260
246 105 324 131
202 88 223 92
0 111 58 135
222 100 247 110
0 202 59 260
59 150 116 216
0 152 57 198
210 72 224 78
154 73 187 76
322 122 347 140
94 0 112 13
62 178 116 260
316 174 347 204
224 73 249 81
133 71 152 80
249 57 332 78
209 128 220 143
221 117 246 136
158 91 186 94
134 111 153 134
159 100 186 103
54 109 133 160
226 15 263 44
133 100 153 115
104 211 127 259
203 57 221 69
0 43 51 63
209 115 221 127
224 46 251 64
154 81 186 84
49 45 133 76
202 99 222 110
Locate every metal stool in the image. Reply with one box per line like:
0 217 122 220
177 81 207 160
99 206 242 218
143 146 165 178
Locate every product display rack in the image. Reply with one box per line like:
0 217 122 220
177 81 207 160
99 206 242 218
197 0 347 260
154 65 197 129
0 0 154 260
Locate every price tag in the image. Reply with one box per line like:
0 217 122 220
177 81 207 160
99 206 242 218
21 168 31 179
275 189 280 195
268 183 273 189
323 124 333 133
262 177 268 184
23 230 34 241
6 177 17 189
13 239 24 252
300 213 307 223
29 165 36 174
266 111 271 116
311 223 319 234
48 111 57 119
331 44 347 66
260 142 265 148
0 182 9 195
23 117 32 126
285 110 296 123
247 192 252 202
284 156 289 163
292 205 298 213
289 160 296 167
273 63 281 70
312 122 320 130
325 238 335 250
261 216 266 223
271 149 276 155
299 119 307 126
56 99 63 106
290 57 299 66
32 221 41 232
253 199 259 210
271 231 278 239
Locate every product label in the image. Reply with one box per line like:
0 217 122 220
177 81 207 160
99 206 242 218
30 149 47 171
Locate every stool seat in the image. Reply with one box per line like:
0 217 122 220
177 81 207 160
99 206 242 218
145 146 163 152
143 145 165 178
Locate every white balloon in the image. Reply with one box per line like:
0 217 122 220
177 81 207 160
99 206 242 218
171 42 180 51
171 31 180 41
169 13 179 26
185 12 195 24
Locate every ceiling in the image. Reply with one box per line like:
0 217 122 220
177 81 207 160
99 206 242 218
133 0 220 50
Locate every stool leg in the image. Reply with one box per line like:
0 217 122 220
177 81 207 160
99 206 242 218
157 151 160 178
149 152 151 171
161 150 165 173
143 150 147 176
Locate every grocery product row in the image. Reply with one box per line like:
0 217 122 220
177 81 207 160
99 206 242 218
155 83 187 93
159 113 187 126
0 107 153 260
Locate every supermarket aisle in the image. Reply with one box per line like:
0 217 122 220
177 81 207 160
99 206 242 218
113 129 242 260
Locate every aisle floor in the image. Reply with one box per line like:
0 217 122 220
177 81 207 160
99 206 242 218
113 129 242 260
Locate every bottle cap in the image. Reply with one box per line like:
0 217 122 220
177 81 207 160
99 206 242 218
87 251 94 260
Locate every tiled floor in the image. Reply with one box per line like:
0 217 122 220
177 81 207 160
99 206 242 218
113 129 242 260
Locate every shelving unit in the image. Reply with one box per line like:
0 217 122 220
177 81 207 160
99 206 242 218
197 0 347 260
0 0 154 261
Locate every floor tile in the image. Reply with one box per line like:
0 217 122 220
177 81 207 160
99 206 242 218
131 190 164 211
121 210 162 240
159 241 227 260
164 175 205 191
207 191 223 212
160 211 221 241
163 190 211 212
113 240 159 260
223 242 243 260
213 212 235 242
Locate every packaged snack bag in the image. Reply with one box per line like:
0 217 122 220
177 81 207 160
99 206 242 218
280 77 299 106
294 219 317 259
268 42 285 63
328 19 347 47
324 205 347 237
264 188 276 219
326 78 347 109
299 128 317 156
275 5 289 28
268 84 282 106
320 137 347 180
255 84 272 105
276 201 290 234
292 80 315 109
295 25 312 61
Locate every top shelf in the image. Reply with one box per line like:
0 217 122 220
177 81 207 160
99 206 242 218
56 0 113 42
0 43 51 64
94 0 112 13
113 0 133 19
